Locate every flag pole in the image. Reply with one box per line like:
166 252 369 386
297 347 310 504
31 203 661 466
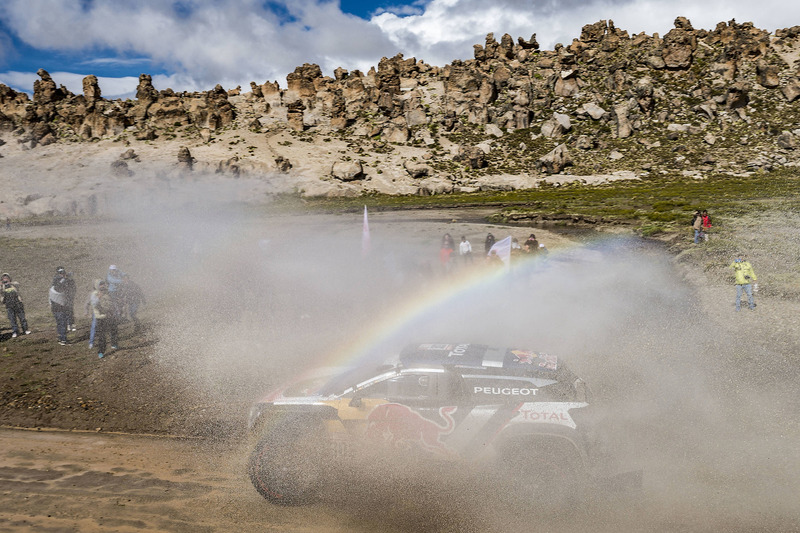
362 205 370 256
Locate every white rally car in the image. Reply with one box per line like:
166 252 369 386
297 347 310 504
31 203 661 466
247 343 612 504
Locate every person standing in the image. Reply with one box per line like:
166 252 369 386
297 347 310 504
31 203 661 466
459 236 473 264
440 233 455 274
484 233 496 255
91 279 118 358
701 210 712 242
106 265 125 317
48 275 71 345
524 233 540 254
120 273 145 332
730 256 758 311
692 211 703 244
85 288 97 348
1 273 30 338
52 267 77 332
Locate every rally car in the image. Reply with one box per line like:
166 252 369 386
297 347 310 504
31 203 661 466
247 343 601 504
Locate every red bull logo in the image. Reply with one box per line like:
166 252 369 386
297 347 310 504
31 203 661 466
365 404 457 457
511 350 535 364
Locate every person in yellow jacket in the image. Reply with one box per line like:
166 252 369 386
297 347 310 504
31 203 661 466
730 256 757 311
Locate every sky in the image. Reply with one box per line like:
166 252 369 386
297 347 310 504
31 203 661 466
0 0 798 99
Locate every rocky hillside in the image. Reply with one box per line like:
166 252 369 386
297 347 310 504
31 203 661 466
1 17 800 214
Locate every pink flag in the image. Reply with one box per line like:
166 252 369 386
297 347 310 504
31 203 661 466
362 205 370 256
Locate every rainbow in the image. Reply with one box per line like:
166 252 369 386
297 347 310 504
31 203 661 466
310 242 588 374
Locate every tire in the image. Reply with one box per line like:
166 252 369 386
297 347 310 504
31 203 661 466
499 434 589 502
247 418 326 505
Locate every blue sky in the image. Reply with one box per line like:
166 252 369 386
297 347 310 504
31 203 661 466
1 0 798 99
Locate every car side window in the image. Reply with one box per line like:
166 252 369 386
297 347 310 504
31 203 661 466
386 373 435 402
440 372 470 404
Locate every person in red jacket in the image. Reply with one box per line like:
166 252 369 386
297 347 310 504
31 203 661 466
701 210 712 242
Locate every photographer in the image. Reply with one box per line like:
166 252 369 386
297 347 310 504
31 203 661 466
1 273 31 338
730 255 758 311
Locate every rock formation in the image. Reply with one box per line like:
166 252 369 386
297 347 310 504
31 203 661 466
2 16 800 193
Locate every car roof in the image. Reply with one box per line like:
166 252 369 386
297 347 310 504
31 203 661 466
399 343 562 377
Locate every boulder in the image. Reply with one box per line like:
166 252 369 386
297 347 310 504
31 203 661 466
537 143 572 174
455 145 487 169
404 160 431 178
576 102 608 120
541 112 571 138
612 101 635 138
216 156 241 176
274 156 292 172
331 161 364 181
485 123 504 138
756 60 780 88
662 18 696 69
727 82 750 109
777 131 796 150
782 80 800 102
82 75 102 102
177 146 194 171
110 159 131 177
575 135 594 150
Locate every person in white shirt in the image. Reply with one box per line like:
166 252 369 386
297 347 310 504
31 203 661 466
459 236 473 263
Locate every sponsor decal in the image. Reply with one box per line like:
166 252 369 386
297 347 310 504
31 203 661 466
473 386 538 396
511 350 536 364
517 410 569 422
365 404 457 456
447 344 470 358
515 402 587 429
418 344 453 351
510 350 557 370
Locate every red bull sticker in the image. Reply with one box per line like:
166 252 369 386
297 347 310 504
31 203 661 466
365 403 457 457
510 350 557 371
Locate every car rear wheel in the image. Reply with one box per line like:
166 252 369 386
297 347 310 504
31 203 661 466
248 418 326 505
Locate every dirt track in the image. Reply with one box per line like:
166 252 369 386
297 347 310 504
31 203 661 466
0 428 365 533
1 209 800 532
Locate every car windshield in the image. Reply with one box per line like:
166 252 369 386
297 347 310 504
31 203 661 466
318 363 395 396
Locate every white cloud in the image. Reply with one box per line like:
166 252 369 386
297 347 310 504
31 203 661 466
372 0 800 67
1 0 799 96
0 70 212 99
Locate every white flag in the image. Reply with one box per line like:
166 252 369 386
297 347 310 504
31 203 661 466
488 236 512 269
362 205 370 256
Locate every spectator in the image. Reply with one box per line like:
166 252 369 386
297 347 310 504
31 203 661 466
91 279 118 359
730 255 758 311
120 273 146 332
106 265 125 316
48 275 71 345
486 250 505 268
524 233 540 254
52 267 77 332
440 233 455 273
691 210 703 244
84 289 97 349
484 233 496 255
1 273 30 338
701 210 712 242
459 236 473 264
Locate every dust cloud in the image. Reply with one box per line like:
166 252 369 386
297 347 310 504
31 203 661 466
93 178 799 532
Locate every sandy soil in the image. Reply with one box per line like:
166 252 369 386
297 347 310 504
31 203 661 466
1 208 799 532
0 120 641 219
